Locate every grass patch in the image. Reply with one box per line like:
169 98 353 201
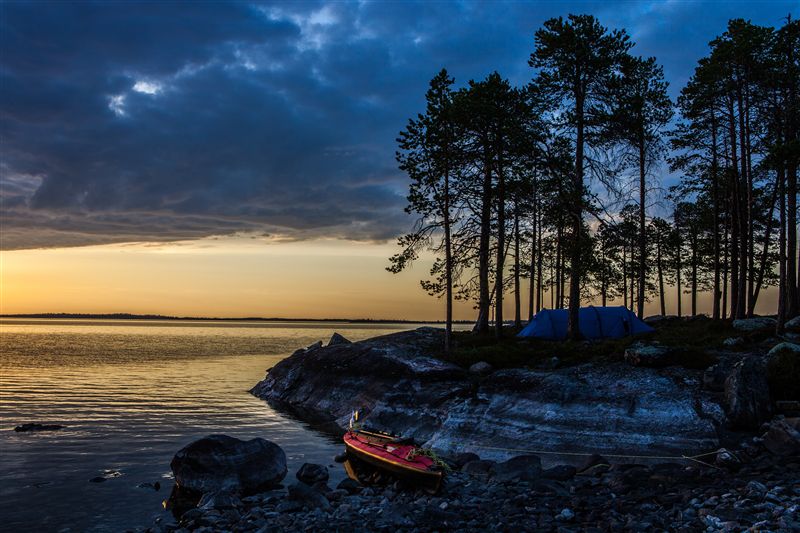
439 316 734 371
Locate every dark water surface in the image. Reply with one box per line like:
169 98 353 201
0 319 435 532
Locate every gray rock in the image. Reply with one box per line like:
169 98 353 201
624 342 673 367
723 337 744 347
715 448 740 468
732 317 777 332
276 500 303 513
336 478 362 494
170 434 287 494
767 342 800 359
491 454 541 483
468 361 493 376
542 465 577 481
305 341 323 351
296 463 328 485
784 315 800 332
287 482 330 510
724 358 771 430
198 490 241 510
328 333 351 346
461 460 495 480
762 417 800 456
746 480 768 497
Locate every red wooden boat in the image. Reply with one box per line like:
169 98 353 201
343 428 444 492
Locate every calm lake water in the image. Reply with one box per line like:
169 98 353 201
0 319 441 533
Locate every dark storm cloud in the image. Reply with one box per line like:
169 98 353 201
0 1 795 249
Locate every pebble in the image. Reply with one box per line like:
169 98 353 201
134 441 798 533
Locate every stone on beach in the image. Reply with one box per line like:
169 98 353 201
170 434 287 495
296 463 328 485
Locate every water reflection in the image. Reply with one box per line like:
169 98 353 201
0 319 444 532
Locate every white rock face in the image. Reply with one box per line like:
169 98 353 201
251 328 723 463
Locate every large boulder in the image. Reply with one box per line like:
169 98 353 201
732 317 776 332
170 435 287 495
469 361 493 376
724 359 771 430
296 463 328 485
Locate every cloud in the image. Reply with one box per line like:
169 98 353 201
0 1 795 249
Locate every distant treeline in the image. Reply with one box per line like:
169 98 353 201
390 14 799 351
0 313 471 324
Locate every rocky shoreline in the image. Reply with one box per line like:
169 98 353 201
132 417 799 532
133 321 799 532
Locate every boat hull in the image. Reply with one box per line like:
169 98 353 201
343 430 443 493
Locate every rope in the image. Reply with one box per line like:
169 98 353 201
466 444 726 470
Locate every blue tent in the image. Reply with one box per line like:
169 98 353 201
516 306 654 340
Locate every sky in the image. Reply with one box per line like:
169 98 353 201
0 0 795 319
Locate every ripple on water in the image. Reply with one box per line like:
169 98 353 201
0 319 442 532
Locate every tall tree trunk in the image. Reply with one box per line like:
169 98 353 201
555 225 562 308
622 245 628 309
691 236 698 316
735 87 748 319
778 164 787 334
750 182 779 314
495 140 506 339
528 187 537 321
727 96 742 319
567 94 584 339
711 113 722 319
722 221 729 320
788 161 798 318
513 201 522 329
657 242 665 316
637 128 646 319
536 211 543 313
475 152 492 333
676 230 682 318
740 85 755 316
443 167 453 354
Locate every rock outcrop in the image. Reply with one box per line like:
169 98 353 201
170 435 287 495
251 328 725 461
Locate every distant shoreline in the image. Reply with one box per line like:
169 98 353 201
0 312 472 324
